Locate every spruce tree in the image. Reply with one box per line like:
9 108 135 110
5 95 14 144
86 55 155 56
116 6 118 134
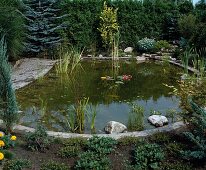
0 35 18 132
23 0 66 56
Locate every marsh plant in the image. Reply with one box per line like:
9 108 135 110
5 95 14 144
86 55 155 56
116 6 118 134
55 46 83 75
127 104 144 131
87 104 98 133
192 48 206 79
180 48 193 74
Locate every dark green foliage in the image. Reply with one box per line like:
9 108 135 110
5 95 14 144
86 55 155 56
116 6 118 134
2 150 14 160
149 132 171 144
1 134 16 148
0 36 19 132
160 160 192 170
59 0 190 49
60 0 103 49
166 142 185 156
87 136 117 155
181 101 206 160
75 151 110 170
117 137 139 146
40 160 69 170
134 142 165 170
23 0 66 57
61 137 87 147
0 0 25 60
25 124 51 151
3 159 31 170
58 145 81 158
75 136 116 170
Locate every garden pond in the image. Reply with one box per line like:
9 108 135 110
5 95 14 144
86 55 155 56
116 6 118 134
16 60 183 133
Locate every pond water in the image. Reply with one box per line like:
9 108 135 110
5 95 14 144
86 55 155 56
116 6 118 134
16 60 182 133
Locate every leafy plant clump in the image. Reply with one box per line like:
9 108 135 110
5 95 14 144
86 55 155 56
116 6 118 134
75 151 110 170
3 159 31 170
127 104 144 131
138 38 156 52
87 136 117 155
40 160 69 170
58 145 81 158
154 40 171 51
181 101 206 160
25 124 51 151
134 142 165 170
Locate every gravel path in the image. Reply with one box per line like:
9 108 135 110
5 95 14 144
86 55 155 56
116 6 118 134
11 58 57 90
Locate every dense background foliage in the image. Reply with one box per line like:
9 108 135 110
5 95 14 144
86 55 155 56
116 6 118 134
0 0 206 58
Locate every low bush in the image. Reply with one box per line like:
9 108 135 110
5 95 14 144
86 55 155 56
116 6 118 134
3 159 31 170
40 160 69 170
154 40 171 51
134 142 165 170
149 132 171 144
58 145 81 158
160 160 192 170
75 151 110 170
25 124 51 151
87 136 117 155
138 38 156 52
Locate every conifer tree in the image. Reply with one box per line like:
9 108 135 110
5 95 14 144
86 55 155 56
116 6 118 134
0 35 18 132
23 0 66 56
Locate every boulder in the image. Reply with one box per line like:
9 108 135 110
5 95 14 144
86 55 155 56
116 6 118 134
104 121 127 134
124 47 133 53
136 56 146 61
148 115 168 127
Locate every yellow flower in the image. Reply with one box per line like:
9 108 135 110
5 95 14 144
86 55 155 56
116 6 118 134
0 152 4 160
0 140 5 147
0 132 4 137
11 136 17 141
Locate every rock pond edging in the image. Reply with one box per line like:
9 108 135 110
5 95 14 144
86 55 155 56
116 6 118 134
11 121 186 140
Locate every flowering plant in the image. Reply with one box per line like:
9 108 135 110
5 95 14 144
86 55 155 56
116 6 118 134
0 132 17 163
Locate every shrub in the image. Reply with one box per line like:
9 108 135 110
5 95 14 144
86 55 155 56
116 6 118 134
160 160 192 170
149 132 171 144
40 160 69 170
134 142 165 170
0 35 19 132
117 137 139 146
180 101 206 160
87 136 117 155
178 14 197 43
3 159 31 170
138 38 156 52
75 151 110 170
154 40 171 51
0 0 25 60
25 124 51 151
58 145 81 158
61 137 87 147
98 1 119 47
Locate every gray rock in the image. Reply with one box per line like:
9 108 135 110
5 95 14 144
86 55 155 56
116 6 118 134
148 115 168 127
99 54 103 58
104 121 127 134
136 56 146 61
124 47 133 53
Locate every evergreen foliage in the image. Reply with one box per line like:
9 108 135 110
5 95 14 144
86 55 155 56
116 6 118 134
23 0 67 57
0 0 25 60
0 36 18 132
181 101 206 160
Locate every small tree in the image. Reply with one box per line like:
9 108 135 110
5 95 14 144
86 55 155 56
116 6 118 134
23 0 66 57
98 2 119 48
0 35 18 132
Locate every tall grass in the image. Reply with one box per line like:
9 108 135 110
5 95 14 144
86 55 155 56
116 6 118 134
55 46 83 75
180 48 193 74
127 104 144 131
